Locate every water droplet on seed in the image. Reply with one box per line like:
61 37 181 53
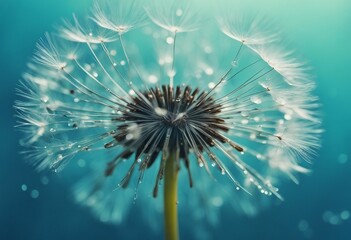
231 60 238 67
208 82 216 89
166 37 174 44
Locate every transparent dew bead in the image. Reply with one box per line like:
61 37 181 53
231 60 238 67
166 37 174 44
21 184 28 192
176 8 183 17
30 189 40 199
250 96 262 104
340 210 350 220
208 82 216 89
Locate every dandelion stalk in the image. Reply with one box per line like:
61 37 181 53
164 149 179 240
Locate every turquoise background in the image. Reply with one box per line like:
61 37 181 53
1 0 350 239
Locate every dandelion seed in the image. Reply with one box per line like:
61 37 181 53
15 0 321 239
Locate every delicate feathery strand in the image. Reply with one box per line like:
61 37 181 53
15 0 321 235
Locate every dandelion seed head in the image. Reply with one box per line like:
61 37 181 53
15 0 321 230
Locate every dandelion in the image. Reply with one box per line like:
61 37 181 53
15 0 321 239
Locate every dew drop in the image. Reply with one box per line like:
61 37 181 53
199 162 204 168
78 159 86 168
167 69 176 78
241 119 249 124
110 49 117 56
231 60 238 67
21 184 27 192
240 111 249 117
250 96 262 104
57 154 63 160
204 45 212 54
30 189 40 199
250 133 256 140
84 64 92 71
49 128 56 133
176 8 183 17
211 197 223 207
340 210 350 220
148 74 158 84
284 114 292 120
208 82 216 89
329 215 341 225
236 187 240 191
338 153 348 164
166 37 174 44
211 162 216 167
205 67 214 75
120 60 126 66
41 96 49 103
155 107 168 116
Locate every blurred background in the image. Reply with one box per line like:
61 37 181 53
0 0 350 239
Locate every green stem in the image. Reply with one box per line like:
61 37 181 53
164 150 179 240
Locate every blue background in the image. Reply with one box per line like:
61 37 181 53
1 0 350 239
